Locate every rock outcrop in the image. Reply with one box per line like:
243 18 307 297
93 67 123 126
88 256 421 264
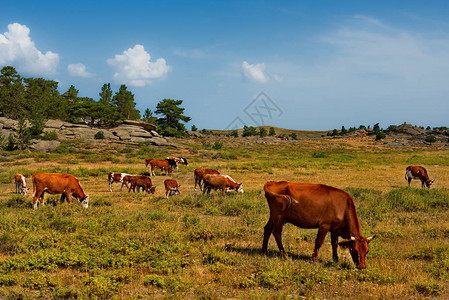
0 117 175 152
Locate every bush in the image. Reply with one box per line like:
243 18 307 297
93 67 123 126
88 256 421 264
212 142 223 150
94 131 105 140
425 135 437 144
41 130 58 141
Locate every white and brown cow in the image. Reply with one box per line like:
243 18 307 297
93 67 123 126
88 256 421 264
166 157 188 169
405 166 434 188
164 179 180 198
202 174 244 196
128 175 156 194
14 173 29 195
108 172 132 192
32 173 89 209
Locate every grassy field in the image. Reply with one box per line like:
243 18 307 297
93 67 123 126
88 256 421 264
0 137 448 299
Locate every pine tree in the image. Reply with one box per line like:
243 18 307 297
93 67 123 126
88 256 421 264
112 84 140 120
99 83 113 106
155 99 191 137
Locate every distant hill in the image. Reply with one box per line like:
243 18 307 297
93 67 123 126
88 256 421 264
209 126 328 139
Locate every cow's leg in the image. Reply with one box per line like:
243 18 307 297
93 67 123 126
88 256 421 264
312 226 330 262
60 193 66 203
222 188 226 196
407 177 412 187
64 191 72 203
331 232 339 262
272 221 287 258
421 180 425 188
15 182 19 194
32 190 40 209
262 218 274 254
109 180 113 192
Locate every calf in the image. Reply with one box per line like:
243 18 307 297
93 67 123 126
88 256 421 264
405 166 434 188
128 175 156 194
32 173 89 209
107 172 131 192
14 173 29 195
164 179 180 198
202 174 244 196
148 159 173 176
194 168 220 191
263 181 375 269
165 159 178 170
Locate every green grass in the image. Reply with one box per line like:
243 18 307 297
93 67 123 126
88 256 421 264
0 139 448 298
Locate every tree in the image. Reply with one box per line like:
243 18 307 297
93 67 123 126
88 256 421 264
69 98 122 126
230 130 239 137
99 83 113 106
142 108 158 124
15 116 31 150
155 99 191 137
259 127 267 137
112 84 140 120
340 126 347 135
425 135 437 144
65 85 79 100
24 77 66 120
191 125 198 131
268 127 276 136
242 125 257 137
0 66 26 119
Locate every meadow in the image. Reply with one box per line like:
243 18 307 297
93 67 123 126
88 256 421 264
0 136 448 299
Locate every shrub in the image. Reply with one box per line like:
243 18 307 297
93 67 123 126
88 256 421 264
22 272 56 289
312 151 327 158
425 135 437 144
41 130 58 141
94 131 105 139
413 281 444 296
0 275 18 286
143 274 166 288
212 142 223 150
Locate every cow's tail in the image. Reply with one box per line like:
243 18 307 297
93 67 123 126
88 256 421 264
32 174 36 197
263 181 296 209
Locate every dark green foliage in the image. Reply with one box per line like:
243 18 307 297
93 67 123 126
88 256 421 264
268 127 276 136
155 99 191 137
425 135 437 144
191 124 198 131
340 126 347 135
230 130 239 137
41 130 58 141
212 142 223 150
289 133 297 140
259 127 267 137
112 84 140 120
242 126 257 137
142 108 158 125
94 131 105 140
375 131 386 140
99 83 113 106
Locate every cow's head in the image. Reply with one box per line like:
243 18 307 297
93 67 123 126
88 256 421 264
236 183 244 193
339 235 375 269
168 168 173 174
181 158 188 165
426 179 434 188
79 195 89 208
148 186 156 194
20 187 30 196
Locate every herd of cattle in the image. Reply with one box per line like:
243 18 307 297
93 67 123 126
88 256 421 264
10 159 434 269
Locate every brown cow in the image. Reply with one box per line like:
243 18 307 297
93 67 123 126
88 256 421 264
202 174 244 196
164 179 180 198
32 173 89 209
14 173 29 195
107 172 131 192
263 181 375 269
405 166 434 188
128 175 156 194
146 159 173 176
194 168 220 191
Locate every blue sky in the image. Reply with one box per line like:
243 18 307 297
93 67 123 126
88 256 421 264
1 1 449 130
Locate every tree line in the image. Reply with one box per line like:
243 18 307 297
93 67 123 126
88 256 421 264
0 66 191 139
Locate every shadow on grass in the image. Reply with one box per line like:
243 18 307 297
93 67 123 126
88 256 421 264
225 245 311 261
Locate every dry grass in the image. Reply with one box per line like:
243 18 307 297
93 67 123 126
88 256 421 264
0 136 448 299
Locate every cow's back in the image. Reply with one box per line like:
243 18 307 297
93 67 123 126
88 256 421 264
407 166 428 178
264 181 353 228
33 173 79 193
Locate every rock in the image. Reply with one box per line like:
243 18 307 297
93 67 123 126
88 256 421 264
122 120 157 132
0 117 18 130
150 130 160 137
45 119 65 129
29 140 61 152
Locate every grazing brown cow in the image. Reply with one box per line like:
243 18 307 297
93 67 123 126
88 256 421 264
32 173 89 209
194 168 220 191
263 181 375 269
405 166 434 188
164 179 180 198
107 172 131 192
146 159 173 176
128 175 156 194
202 174 244 196
14 173 29 195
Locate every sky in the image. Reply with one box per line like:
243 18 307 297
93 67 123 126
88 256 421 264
1 0 449 130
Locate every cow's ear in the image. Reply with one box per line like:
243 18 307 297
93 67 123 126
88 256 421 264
338 239 355 249
367 235 376 243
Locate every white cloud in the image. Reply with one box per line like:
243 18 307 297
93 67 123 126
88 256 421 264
67 63 94 78
107 44 171 87
0 23 59 75
242 61 269 83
